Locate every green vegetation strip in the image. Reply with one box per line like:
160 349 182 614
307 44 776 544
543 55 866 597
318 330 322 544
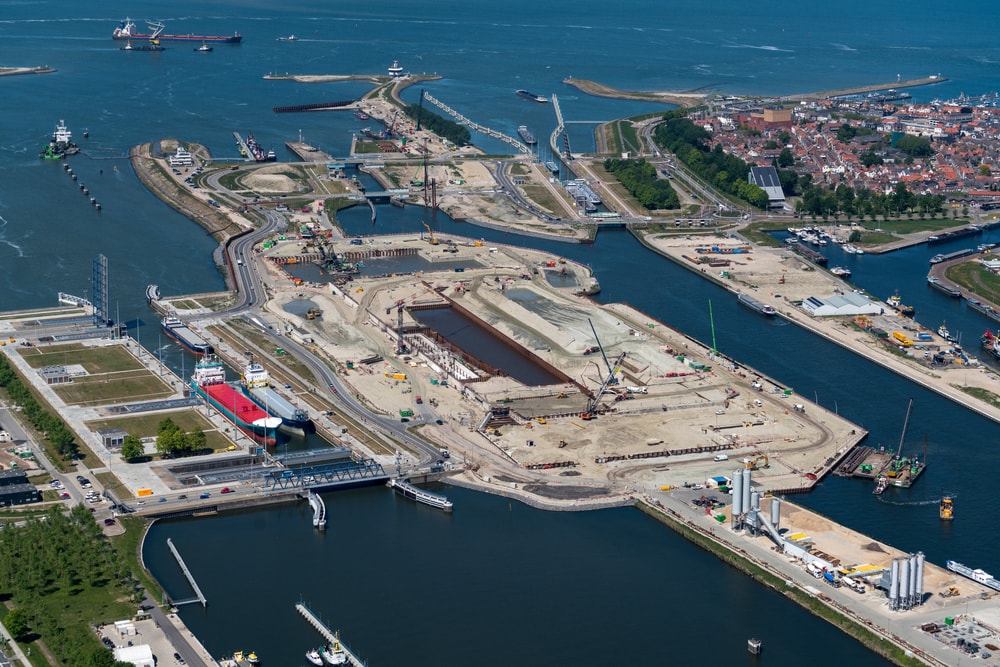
954 385 1000 409
946 260 1000 305
636 501 927 666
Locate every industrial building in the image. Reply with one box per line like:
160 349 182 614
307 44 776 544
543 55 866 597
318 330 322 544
0 469 41 507
748 166 786 209
801 292 884 317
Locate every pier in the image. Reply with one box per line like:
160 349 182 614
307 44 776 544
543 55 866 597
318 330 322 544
308 490 327 530
421 92 532 155
166 538 207 608
295 603 367 666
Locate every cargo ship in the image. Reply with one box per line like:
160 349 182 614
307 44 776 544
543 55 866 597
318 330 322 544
981 330 1000 360
233 131 276 162
927 276 962 298
161 316 214 355
517 125 537 145
387 478 453 511
516 89 548 103
946 560 1000 592
112 18 242 44
241 361 313 435
737 293 776 316
191 357 281 446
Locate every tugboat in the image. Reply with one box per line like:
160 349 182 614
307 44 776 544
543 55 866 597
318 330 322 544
195 41 213 52
305 648 324 666
887 291 915 316
320 635 348 665
938 321 955 342
873 474 889 495
940 496 954 520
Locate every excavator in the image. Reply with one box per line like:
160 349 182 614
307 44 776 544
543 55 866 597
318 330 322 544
743 455 769 470
422 221 438 245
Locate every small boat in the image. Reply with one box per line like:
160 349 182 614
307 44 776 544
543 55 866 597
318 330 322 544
886 291 915 316
939 496 954 520
938 322 955 342
195 41 213 52
305 648 324 666
277 34 298 41
830 266 851 279
321 637 348 665
246 651 260 666
873 474 888 495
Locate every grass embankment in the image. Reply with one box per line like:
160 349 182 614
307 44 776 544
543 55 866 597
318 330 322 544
636 501 928 667
946 261 1000 304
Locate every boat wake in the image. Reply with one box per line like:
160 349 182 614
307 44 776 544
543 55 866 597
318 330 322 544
876 495 954 507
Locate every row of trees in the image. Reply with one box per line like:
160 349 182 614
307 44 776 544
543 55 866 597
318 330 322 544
0 506 137 666
403 104 471 146
653 116 770 209
603 158 680 210
796 182 946 219
0 354 78 459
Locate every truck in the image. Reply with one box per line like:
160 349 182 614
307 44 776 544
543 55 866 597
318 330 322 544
823 572 841 587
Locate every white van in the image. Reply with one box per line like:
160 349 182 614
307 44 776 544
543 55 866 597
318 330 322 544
713 454 729 462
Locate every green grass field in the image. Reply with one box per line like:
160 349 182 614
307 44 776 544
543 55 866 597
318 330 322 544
52 372 175 406
19 344 144 373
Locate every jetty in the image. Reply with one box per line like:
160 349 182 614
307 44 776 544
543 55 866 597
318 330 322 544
295 603 367 666
167 538 207 607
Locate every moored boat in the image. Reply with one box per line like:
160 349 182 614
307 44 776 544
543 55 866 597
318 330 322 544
938 322 954 342
161 316 214 355
241 360 313 434
191 356 281 446
873 474 888 495
388 478 453 511
305 648 324 666
927 276 962 297
886 291 915 316
830 266 851 279
233 131 276 162
320 637 348 665
946 560 1000 592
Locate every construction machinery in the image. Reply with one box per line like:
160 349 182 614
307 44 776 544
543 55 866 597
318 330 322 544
583 350 627 418
588 318 619 385
422 221 438 245
938 586 960 598
743 455 769 470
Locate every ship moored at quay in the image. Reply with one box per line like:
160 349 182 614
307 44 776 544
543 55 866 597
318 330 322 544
190 356 282 446
241 360 313 435
161 316 214 355
946 560 1000 592
388 478 453 511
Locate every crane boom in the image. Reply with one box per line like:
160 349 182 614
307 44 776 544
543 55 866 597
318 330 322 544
586 351 627 414
588 318 615 383
896 398 913 458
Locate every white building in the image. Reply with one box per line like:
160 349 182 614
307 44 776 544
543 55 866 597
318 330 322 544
168 146 193 167
114 644 154 667
801 292 883 317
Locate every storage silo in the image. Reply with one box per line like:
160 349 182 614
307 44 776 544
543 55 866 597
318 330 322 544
770 497 781 530
741 468 752 511
732 469 744 518
750 491 760 511
889 559 900 608
909 554 919 604
900 558 911 610
916 552 925 604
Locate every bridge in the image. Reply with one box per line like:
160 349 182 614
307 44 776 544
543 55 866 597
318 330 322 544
263 457 387 491
421 92 532 155
166 538 207 607
295 603 367 666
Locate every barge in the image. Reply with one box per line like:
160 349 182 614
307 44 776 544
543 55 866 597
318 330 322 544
388 478 453 511
161 316 214 355
946 560 1000 592
517 125 537 145
737 293 776 316
927 276 962 297
929 248 975 264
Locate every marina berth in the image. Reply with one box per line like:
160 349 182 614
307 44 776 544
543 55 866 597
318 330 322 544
388 478 453 511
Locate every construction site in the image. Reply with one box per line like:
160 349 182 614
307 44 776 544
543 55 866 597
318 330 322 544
255 230 865 498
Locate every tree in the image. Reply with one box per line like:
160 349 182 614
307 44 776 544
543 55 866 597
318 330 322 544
777 147 794 168
980 164 992 177
3 608 30 642
120 435 144 461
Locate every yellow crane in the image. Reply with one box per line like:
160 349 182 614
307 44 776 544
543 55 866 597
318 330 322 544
422 221 439 245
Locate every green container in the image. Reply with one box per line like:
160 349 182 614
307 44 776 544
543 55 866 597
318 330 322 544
945 617 954 625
